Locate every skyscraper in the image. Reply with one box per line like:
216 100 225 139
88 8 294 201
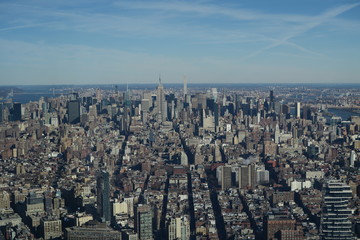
321 180 353 240
12 102 22 121
97 171 110 223
68 100 80 124
168 215 190 240
183 76 187 97
221 166 232 190
156 76 167 122
135 204 153 240
296 102 301 119
238 163 256 189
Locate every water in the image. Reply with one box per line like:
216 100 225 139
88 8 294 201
12 93 61 104
327 108 360 121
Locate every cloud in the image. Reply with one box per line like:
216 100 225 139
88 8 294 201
114 1 312 23
0 24 44 32
242 3 360 59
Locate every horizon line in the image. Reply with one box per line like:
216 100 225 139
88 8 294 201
1 82 360 87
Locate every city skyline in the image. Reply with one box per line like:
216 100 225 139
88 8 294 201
0 0 360 85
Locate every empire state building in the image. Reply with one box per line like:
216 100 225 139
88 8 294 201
156 76 167 122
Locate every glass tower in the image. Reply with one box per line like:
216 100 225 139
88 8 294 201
321 180 353 240
97 170 110 223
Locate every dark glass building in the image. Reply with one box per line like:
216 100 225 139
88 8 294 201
12 102 22 121
68 100 80 124
97 171 110 223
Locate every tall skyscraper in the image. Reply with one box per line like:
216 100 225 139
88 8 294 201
12 102 22 121
183 76 187 97
97 171 111 223
321 180 353 240
168 215 190 240
0 103 3 123
350 150 357 167
269 90 275 111
296 102 301 119
238 163 256 189
135 204 153 240
274 123 280 144
156 76 167 122
221 166 232 190
68 100 80 124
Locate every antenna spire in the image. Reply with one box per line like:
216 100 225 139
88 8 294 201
159 73 162 85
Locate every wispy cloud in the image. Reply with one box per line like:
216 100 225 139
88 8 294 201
114 1 312 23
242 3 360 59
0 24 44 32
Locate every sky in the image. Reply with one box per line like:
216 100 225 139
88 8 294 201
0 0 360 85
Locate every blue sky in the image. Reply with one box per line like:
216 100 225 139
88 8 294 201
0 0 359 85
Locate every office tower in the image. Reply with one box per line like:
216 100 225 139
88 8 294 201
168 215 190 240
350 150 357 167
274 123 280 144
238 163 256 189
141 98 150 112
68 100 80 124
12 102 22 121
135 204 153 240
0 103 3 123
183 76 187 97
296 102 301 118
256 165 270 184
197 93 207 109
221 166 232 190
269 90 275 111
156 76 167 122
270 90 274 103
97 171 111 223
321 180 353 240
213 102 220 131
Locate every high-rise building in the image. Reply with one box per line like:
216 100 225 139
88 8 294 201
68 100 80 124
12 102 22 121
321 180 353 240
296 102 301 119
274 123 280 144
135 204 153 240
168 215 190 240
256 165 270 185
183 76 187 97
213 103 219 131
156 76 167 123
221 166 232 190
0 103 3 123
97 171 110 223
269 90 275 111
350 150 357 167
238 163 256 189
